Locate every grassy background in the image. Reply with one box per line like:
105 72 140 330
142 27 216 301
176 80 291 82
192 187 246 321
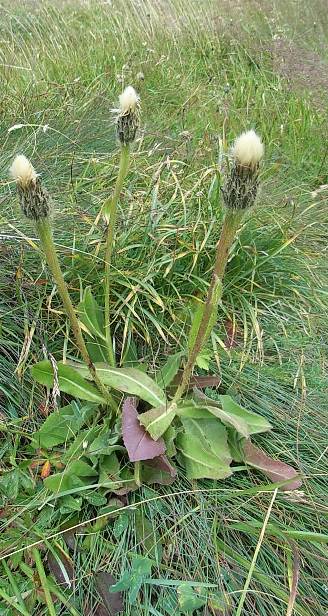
0 0 327 614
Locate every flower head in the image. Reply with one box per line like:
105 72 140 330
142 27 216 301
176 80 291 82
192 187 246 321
10 154 51 220
10 154 37 188
222 130 264 210
119 85 140 115
114 86 140 145
232 130 264 169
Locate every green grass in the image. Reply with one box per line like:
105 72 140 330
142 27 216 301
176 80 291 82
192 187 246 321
0 0 328 614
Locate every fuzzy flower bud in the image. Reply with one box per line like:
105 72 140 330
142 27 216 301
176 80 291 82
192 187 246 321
115 86 140 145
222 130 264 210
10 154 51 220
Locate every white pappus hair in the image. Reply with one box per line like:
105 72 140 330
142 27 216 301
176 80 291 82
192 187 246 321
232 130 264 168
10 154 37 188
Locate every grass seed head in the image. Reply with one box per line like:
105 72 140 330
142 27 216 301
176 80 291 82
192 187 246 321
10 154 51 220
222 130 264 210
115 85 140 145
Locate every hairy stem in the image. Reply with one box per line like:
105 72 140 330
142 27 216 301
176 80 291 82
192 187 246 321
173 209 244 402
103 144 130 366
36 218 115 409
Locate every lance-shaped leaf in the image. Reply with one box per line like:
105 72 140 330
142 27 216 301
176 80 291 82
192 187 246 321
156 352 184 389
122 397 165 462
177 417 232 480
78 287 106 341
194 390 271 435
31 360 106 404
243 440 302 491
178 399 249 438
69 362 166 408
139 404 177 440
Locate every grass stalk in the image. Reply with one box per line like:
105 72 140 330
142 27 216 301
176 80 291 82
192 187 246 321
103 144 130 366
0 588 30 616
235 488 278 616
2 560 28 614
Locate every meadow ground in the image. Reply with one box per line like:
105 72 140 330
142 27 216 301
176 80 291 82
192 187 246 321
0 0 328 614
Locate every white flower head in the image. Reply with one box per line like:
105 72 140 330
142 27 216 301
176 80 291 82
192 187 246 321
112 85 140 145
10 154 50 220
232 130 264 168
119 85 140 116
10 154 37 188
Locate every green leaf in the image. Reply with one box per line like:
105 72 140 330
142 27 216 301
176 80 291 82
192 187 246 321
31 360 106 404
195 349 211 370
0 468 34 500
84 492 107 506
68 460 98 478
163 425 177 457
139 405 177 440
87 433 125 457
219 395 272 434
156 352 183 388
179 399 249 437
176 418 232 480
135 510 163 563
78 286 106 341
99 453 121 477
110 556 153 605
69 362 166 408
63 426 101 462
228 521 328 543
43 472 85 493
59 495 83 514
32 402 92 448
177 583 207 613
87 339 108 363
113 512 130 539
227 429 246 462
195 391 271 435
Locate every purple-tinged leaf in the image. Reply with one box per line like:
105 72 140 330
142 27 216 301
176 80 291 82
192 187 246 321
143 455 177 485
243 441 302 491
94 605 112 616
147 455 177 477
95 572 123 615
47 550 74 588
189 375 221 389
173 372 220 390
122 397 165 462
287 544 300 616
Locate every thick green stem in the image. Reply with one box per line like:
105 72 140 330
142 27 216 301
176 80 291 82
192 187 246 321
32 548 56 616
36 218 115 409
173 209 244 402
134 460 142 487
103 144 130 366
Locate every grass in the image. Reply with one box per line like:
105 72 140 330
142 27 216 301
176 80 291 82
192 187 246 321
0 0 328 614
